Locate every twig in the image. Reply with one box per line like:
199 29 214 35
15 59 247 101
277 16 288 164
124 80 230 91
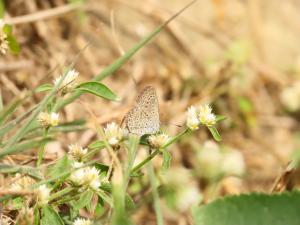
5 3 81 25
0 190 35 197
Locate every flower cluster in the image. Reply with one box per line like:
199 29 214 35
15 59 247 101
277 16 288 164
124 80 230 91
0 20 8 55
104 122 126 147
36 185 51 206
69 163 101 190
196 141 245 180
73 218 92 225
37 112 60 128
148 133 170 149
53 69 79 94
162 167 201 212
10 173 36 191
186 104 216 130
69 144 88 161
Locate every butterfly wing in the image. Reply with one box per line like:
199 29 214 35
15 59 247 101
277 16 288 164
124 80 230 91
123 86 160 136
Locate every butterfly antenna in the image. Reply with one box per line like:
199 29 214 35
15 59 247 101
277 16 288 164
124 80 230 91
160 122 183 128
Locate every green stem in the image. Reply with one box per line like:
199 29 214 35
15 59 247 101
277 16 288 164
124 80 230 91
124 135 139 187
82 145 105 161
37 128 49 166
162 128 190 149
147 161 164 225
130 128 190 175
131 150 160 175
48 186 74 202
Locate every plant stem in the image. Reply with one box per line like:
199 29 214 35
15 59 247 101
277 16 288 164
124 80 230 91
48 186 74 202
147 161 164 225
162 128 190 149
131 149 160 175
37 128 49 166
130 128 190 175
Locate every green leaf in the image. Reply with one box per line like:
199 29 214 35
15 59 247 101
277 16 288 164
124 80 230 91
0 0 5 18
12 197 24 210
193 191 300 225
95 202 105 217
161 150 171 172
208 126 222 142
130 171 144 178
34 206 40 225
94 162 109 173
41 205 64 225
0 163 42 179
2 24 12 35
140 134 151 146
125 194 136 210
73 190 94 210
46 155 72 178
88 140 105 150
35 84 54 93
0 137 52 158
238 97 253 113
6 34 20 54
96 189 113 207
215 115 227 122
76 82 119 101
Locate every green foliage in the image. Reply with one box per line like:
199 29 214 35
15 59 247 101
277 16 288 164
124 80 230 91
208 126 222 142
88 140 105 150
3 24 20 54
94 162 109 174
6 34 20 54
76 81 120 101
193 191 300 225
238 97 253 113
11 197 24 210
0 163 42 179
125 194 136 210
161 150 172 172
72 190 94 210
216 115 227 122
35 84 54 93
41 206 64 225
46 155 72 178
34 207 40 225
0 137 52 158
0 0 5 18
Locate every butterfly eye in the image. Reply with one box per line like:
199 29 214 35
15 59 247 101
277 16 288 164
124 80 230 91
123 86 160 136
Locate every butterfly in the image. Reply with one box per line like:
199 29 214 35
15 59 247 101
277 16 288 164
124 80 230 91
123 86 160 136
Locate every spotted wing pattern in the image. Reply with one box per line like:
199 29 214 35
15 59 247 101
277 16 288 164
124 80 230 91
123 86 160 136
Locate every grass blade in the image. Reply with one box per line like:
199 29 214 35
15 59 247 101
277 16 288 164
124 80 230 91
0 137 52 158
0 94 25 126
148 161 164 225
0 67 74 158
